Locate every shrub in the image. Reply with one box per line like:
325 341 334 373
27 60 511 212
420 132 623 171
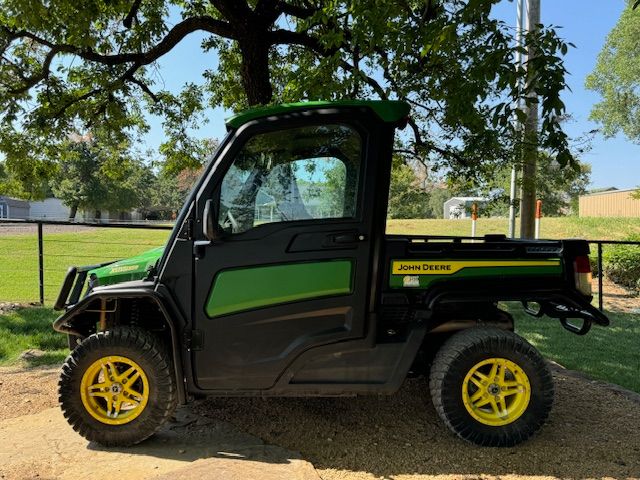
603 235 640 292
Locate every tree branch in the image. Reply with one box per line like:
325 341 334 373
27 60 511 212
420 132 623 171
254 0 278 17
407 117 468 167
7 47 58 94
127 75 159 102
269 28 329 53
2 16 237 97
338 60 387 99
270 27 389 100
210 0 253 23
123 0 143 29
277 2 318 19
51 88 102 120
2 16 236 68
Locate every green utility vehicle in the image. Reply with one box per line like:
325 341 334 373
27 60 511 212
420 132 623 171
54 100 608 448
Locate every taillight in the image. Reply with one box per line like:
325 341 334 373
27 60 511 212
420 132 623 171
574 256 591 273
574 255 592 296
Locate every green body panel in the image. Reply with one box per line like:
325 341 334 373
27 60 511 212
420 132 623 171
90 246 165 286
389 259 563 289
225 100 410 129
205 260 353 317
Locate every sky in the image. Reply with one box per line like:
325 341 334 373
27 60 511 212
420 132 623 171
145 0 638 190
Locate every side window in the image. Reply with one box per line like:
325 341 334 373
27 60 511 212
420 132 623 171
219 124 362 234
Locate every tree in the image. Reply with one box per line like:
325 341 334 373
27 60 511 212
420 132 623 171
586 1 640 141
472 153 591 217
387 157 429 219
427 187 454 219
0 160 51 199
1 0 575 196
149 167 203 218
50 134 154 219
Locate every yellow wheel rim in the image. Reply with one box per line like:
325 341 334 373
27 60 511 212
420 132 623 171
462 357 531 427
80 355 149 426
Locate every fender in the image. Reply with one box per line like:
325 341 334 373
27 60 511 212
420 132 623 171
53 283 187 404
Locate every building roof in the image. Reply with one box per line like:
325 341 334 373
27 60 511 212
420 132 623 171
0 195 30 207
225 100 410 129
581 188 638 197
445 196 488 203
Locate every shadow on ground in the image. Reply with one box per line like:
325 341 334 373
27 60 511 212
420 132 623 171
2 365 639 480
192 374 640 480
89 408 302 465
0 406 319 480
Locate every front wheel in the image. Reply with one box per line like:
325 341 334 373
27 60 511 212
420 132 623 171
429 327 554 447
58 327 177 446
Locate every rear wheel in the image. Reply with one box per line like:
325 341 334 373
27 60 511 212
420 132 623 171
429 327 553 446
59 327 177 446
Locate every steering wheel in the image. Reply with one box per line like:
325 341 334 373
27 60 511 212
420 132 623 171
221 209 239 233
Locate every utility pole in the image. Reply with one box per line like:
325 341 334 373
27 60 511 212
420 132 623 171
519 0 540 239
508 0 526 238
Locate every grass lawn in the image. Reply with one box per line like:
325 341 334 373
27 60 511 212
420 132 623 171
0 227 170 304
387 217 640 240
1 217 638 305
1 304 637 393
514 308 640 393
0 307 67 366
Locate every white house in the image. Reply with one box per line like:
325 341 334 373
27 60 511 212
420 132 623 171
29 197 71 220
443 197 488 219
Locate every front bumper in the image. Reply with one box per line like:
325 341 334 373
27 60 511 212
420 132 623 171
53 261 116 311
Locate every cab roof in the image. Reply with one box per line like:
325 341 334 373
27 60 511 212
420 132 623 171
225 100 410 129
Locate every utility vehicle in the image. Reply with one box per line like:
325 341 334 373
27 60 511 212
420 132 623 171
53 100 608 447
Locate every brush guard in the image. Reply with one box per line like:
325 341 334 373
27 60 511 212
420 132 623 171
54 261 116 311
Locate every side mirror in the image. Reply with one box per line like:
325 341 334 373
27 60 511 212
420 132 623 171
203 199 219 241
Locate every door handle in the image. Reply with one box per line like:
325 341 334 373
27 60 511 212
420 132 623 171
328 232 366 245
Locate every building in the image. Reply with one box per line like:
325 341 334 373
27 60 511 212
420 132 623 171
0 195 147 222
0 195 30 219
443 197 488 219
29 197 71 220
579 188 640 217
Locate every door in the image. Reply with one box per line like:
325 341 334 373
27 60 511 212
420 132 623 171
192 116 383 390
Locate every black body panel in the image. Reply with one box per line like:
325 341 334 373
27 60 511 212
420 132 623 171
187 109 394 391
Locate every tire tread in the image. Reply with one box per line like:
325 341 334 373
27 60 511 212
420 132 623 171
429 327 554 447
58 326 177 447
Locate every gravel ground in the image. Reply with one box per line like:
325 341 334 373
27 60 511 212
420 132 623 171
194 372 640 480
0 223 97 236
0 366 60 420
596 278 640 313
2 366 639 479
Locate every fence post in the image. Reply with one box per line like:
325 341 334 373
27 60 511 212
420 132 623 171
597 242 603 312
471 203 478 240
534 200 542 239
37 222 44 305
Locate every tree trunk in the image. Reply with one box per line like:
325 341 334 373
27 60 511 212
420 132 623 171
520 111 538 238
519 0 540 239
239 40 273 106
94 209 101 221
68 203 78 221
